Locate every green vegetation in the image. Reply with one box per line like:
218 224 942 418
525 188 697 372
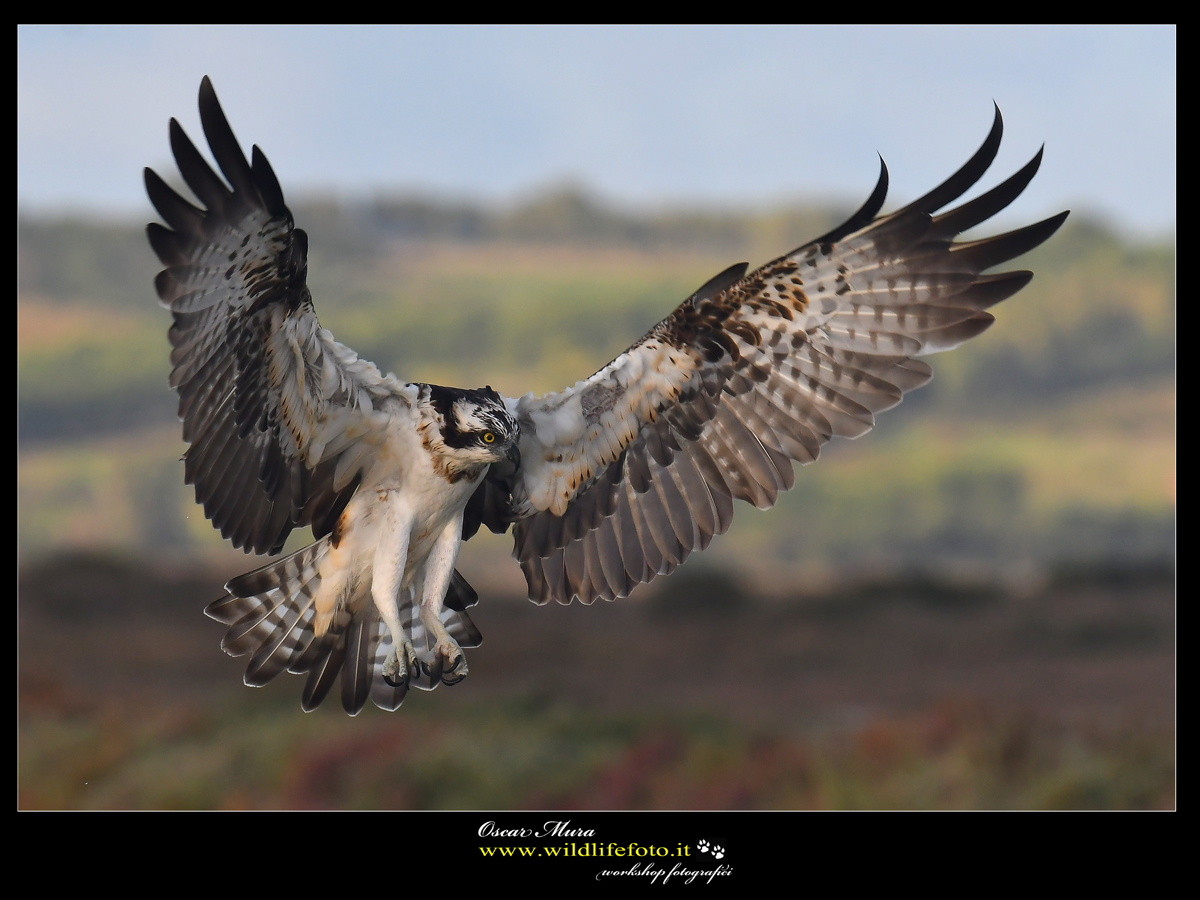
19 199 1175 412
15 401 1175 575
17 198 1174 575
17 199 1174 424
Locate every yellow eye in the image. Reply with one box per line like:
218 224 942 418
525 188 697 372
483 432 495 443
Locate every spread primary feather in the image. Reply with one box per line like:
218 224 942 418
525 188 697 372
147 79 1067 714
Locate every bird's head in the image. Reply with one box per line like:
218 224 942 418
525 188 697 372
423 384 521 478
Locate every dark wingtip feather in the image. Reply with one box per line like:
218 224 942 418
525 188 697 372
153 269 176 303
169 116 231 211
145 166 204 235
293 228 309 263
920 311 997 354
814 154 890 246
251 145 289 216
949 210 1070 272
198 76 257 200
146 222 186 266
904 105 1004 216
956 271 1035 310
931 145 1045 239
691 262 749 304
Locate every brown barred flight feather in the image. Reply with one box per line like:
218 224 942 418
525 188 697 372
146 77 402 557
153 78 1066 713
506 105 1068 605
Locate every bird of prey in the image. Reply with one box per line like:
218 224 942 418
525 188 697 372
146 77 1067 715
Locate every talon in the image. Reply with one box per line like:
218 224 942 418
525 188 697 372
421 639 468 686
441 654 468 685
422 653 444 681
382 649 408 688
404 641 420 680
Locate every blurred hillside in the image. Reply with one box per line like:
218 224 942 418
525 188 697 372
17 193 1175 581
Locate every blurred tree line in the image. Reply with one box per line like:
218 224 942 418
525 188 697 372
17 193 1174 574
17 192 1173 443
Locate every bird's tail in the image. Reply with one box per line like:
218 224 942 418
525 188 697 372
205 538 483 715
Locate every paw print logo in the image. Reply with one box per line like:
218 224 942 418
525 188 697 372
696 840 710 853
711 844 725 860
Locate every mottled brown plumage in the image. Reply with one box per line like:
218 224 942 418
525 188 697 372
503 106 1067 606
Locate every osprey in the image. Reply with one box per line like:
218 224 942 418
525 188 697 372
146 78 1067 714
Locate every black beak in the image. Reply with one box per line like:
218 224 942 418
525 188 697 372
490 442 521 481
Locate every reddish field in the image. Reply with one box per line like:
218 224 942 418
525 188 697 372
19 554 1175 809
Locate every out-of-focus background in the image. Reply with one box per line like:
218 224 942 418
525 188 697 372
19 26 1174 810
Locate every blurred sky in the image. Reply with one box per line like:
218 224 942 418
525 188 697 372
18 25 1176 237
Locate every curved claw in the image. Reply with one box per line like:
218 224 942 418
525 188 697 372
422 653 443 682
441 653 468 686
383 641 419 688
421 641 467 685
405 642 421 682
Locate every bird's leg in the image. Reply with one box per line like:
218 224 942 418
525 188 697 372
372 497 419 687
418 515 468 685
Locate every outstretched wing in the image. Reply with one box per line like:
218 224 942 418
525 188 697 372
507 106 1068 605
146 77 404 555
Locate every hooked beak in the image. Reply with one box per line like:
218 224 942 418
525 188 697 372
490 442 521 480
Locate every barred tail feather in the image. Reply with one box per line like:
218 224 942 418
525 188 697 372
207 544 484 714
205 539 330 665
340 612 374 716
302 633 347 712
374 579 483 699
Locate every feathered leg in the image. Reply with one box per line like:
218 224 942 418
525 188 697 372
418 515 469 685
371 495 420 688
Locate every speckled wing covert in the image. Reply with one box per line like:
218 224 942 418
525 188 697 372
146 77 402 555
504 107 1068 606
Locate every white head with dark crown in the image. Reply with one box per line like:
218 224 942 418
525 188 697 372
421 384 520 480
